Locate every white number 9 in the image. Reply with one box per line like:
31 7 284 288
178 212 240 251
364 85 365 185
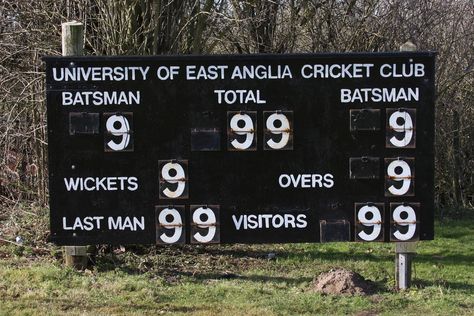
357 205 382 241
392 205 416 241
106 115 130 151
158 208 183 244
161 162 186 198
387 160 411 195
389 110 413 147
230 113 254 150
192 207 217 243
266 113 290 149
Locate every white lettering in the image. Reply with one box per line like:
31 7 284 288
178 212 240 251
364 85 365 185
214 90 266 104
52 66 150 82
231 213 309 230
63 177 139 192
247 215 258 229
62 91 140 106
323 174 334 188
108 216 145 231
278 174 291 188
301 63 374 79
301 174 311 188
380 63 425 78
272 215 284 228
232 215 244 230
62 216 104 230
340 88 419 103
230 65 292 80
186 65 227 80
279 173 334 188
296 215 307 228
64 177 81 191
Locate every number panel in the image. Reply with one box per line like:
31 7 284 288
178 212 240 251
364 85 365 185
103 112 134 152
155 205 185 244
227 111 257 151
385 158 415 197
386 108 416 148
158 160 189 199
390 203 420 242
263 111 294 150
354 203 385 242
190 205 220 244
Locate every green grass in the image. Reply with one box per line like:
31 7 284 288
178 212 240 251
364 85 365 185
0 218 473 315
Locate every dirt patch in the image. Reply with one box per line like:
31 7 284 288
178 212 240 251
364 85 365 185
312 268 376 295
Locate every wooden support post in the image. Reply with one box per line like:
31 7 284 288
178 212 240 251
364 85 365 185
62 21 84 56
400 40 417 53
395 40 418 290
62 21 88 270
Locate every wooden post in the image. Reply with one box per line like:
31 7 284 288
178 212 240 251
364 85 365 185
62 21 88 270
400 40 416 53
395 40 418 290
62 21 84 56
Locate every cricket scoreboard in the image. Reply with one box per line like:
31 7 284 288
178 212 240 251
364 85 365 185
44 53 435 245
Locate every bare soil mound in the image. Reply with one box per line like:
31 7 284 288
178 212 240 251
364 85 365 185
312 268 376 295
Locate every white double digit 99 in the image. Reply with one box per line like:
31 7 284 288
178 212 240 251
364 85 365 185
387 109 415 148
157 207 183 244
229 112 256 150
391 204 417 241
357 204 383 241
191 206 219 243
386 159 413 196
265 112 292 150
105 114 132 151
356 202 419 242
159 160 188 199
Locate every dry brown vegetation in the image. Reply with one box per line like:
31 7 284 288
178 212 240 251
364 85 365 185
0 0 473 218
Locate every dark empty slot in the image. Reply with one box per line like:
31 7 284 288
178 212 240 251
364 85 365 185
320 220 351 242
191 128 221 151
69 112 99 135
349 157 380 179
350 109 381 131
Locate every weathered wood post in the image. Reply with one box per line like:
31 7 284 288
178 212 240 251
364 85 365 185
62 21 88 270
395 40 418 289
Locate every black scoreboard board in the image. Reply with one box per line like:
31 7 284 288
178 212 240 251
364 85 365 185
44 53 435 245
